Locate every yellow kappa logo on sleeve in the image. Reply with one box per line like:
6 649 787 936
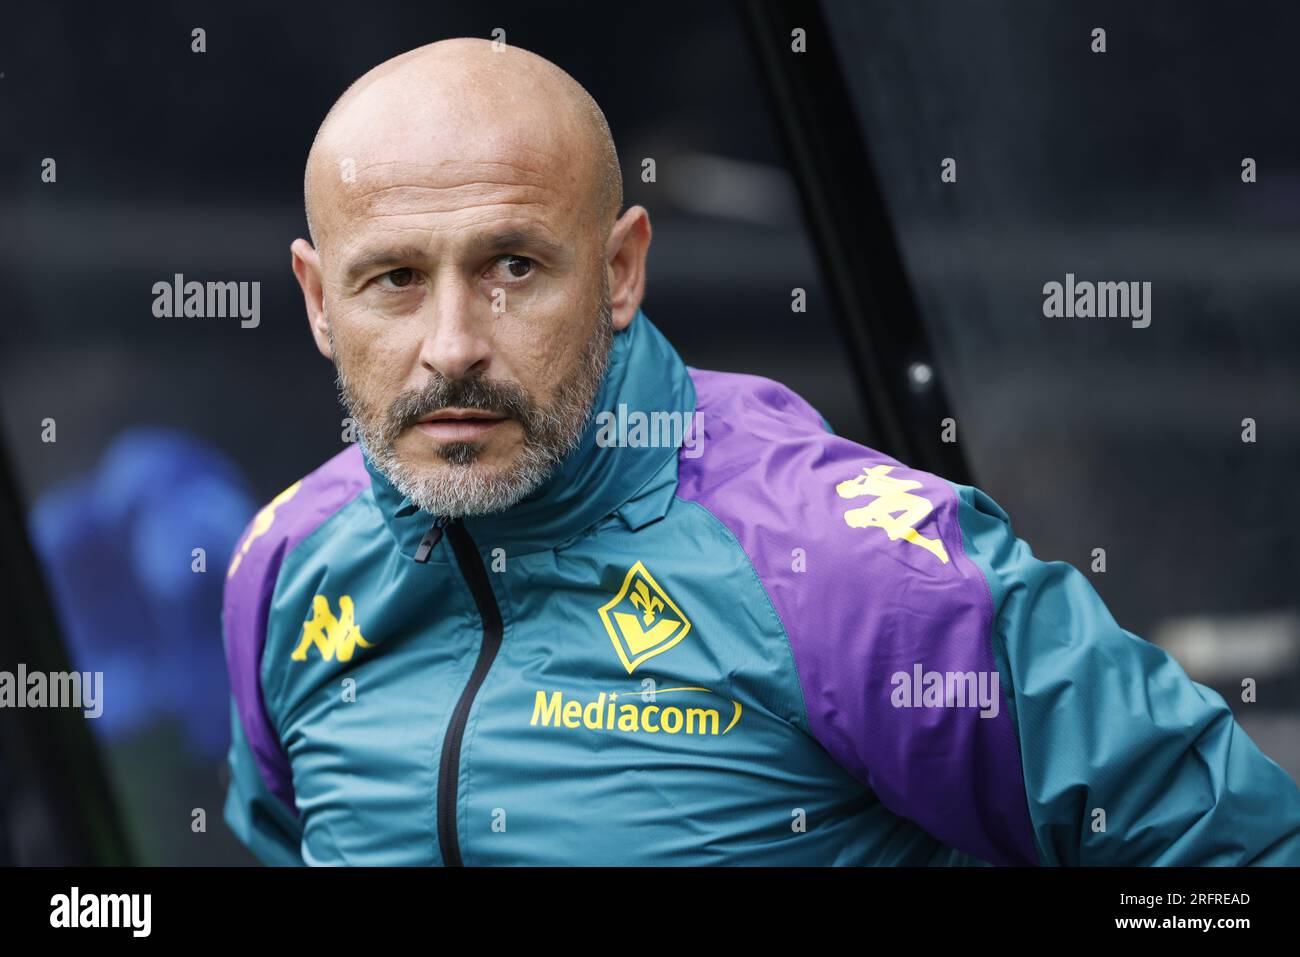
598 561 691 673
836 464 950 564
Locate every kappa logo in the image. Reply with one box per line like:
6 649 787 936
598 561 691 673
291 595 373 662
835 464 950 565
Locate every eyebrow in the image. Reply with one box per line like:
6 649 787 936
478 228 566 260
341 245 431 286
341 228 567 286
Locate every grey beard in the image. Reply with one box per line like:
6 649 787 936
334 288 613 518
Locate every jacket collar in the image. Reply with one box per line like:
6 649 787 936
360 307 696 558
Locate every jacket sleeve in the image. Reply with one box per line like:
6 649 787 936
954 482 1300 865
224 698 304 866
220 487 307 866
716 441 1300 865
217 455 367 864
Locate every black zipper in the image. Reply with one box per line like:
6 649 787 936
414 514 451 562
413 513 503 867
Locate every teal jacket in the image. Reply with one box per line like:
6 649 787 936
222 309 1300 865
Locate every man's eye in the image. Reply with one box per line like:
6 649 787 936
377 268 418 289
493 255 534 280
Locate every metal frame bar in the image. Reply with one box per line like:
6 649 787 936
738 0 974 484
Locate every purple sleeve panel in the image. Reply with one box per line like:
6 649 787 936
677 368 1039 866
222 443 369 816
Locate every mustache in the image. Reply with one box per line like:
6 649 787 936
386 374 537 436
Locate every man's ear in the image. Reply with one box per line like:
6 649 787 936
291 238 332 359
605 206 651 332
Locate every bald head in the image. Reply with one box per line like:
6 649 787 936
303 38 622 251
289 39 652 520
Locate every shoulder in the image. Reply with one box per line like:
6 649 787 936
677 366 970 585
676 367 987 654
683 367 832 441
224 442 371 590
221 443 371 812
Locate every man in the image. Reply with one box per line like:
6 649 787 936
222 37 1300 866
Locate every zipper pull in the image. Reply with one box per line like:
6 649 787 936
414 515 452 563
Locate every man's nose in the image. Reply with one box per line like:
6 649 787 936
417 274 492 381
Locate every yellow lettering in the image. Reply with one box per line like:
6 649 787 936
228 481 303 577
661 707 683 733
531 691 562 726
583 692 607 729
562 700 582 728
685 707 720 735
617 704 640 731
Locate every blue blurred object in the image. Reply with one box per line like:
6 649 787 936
27 427 257 759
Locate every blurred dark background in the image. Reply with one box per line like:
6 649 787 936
0 0 1296 864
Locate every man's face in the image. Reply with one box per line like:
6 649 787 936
318 155 614 517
